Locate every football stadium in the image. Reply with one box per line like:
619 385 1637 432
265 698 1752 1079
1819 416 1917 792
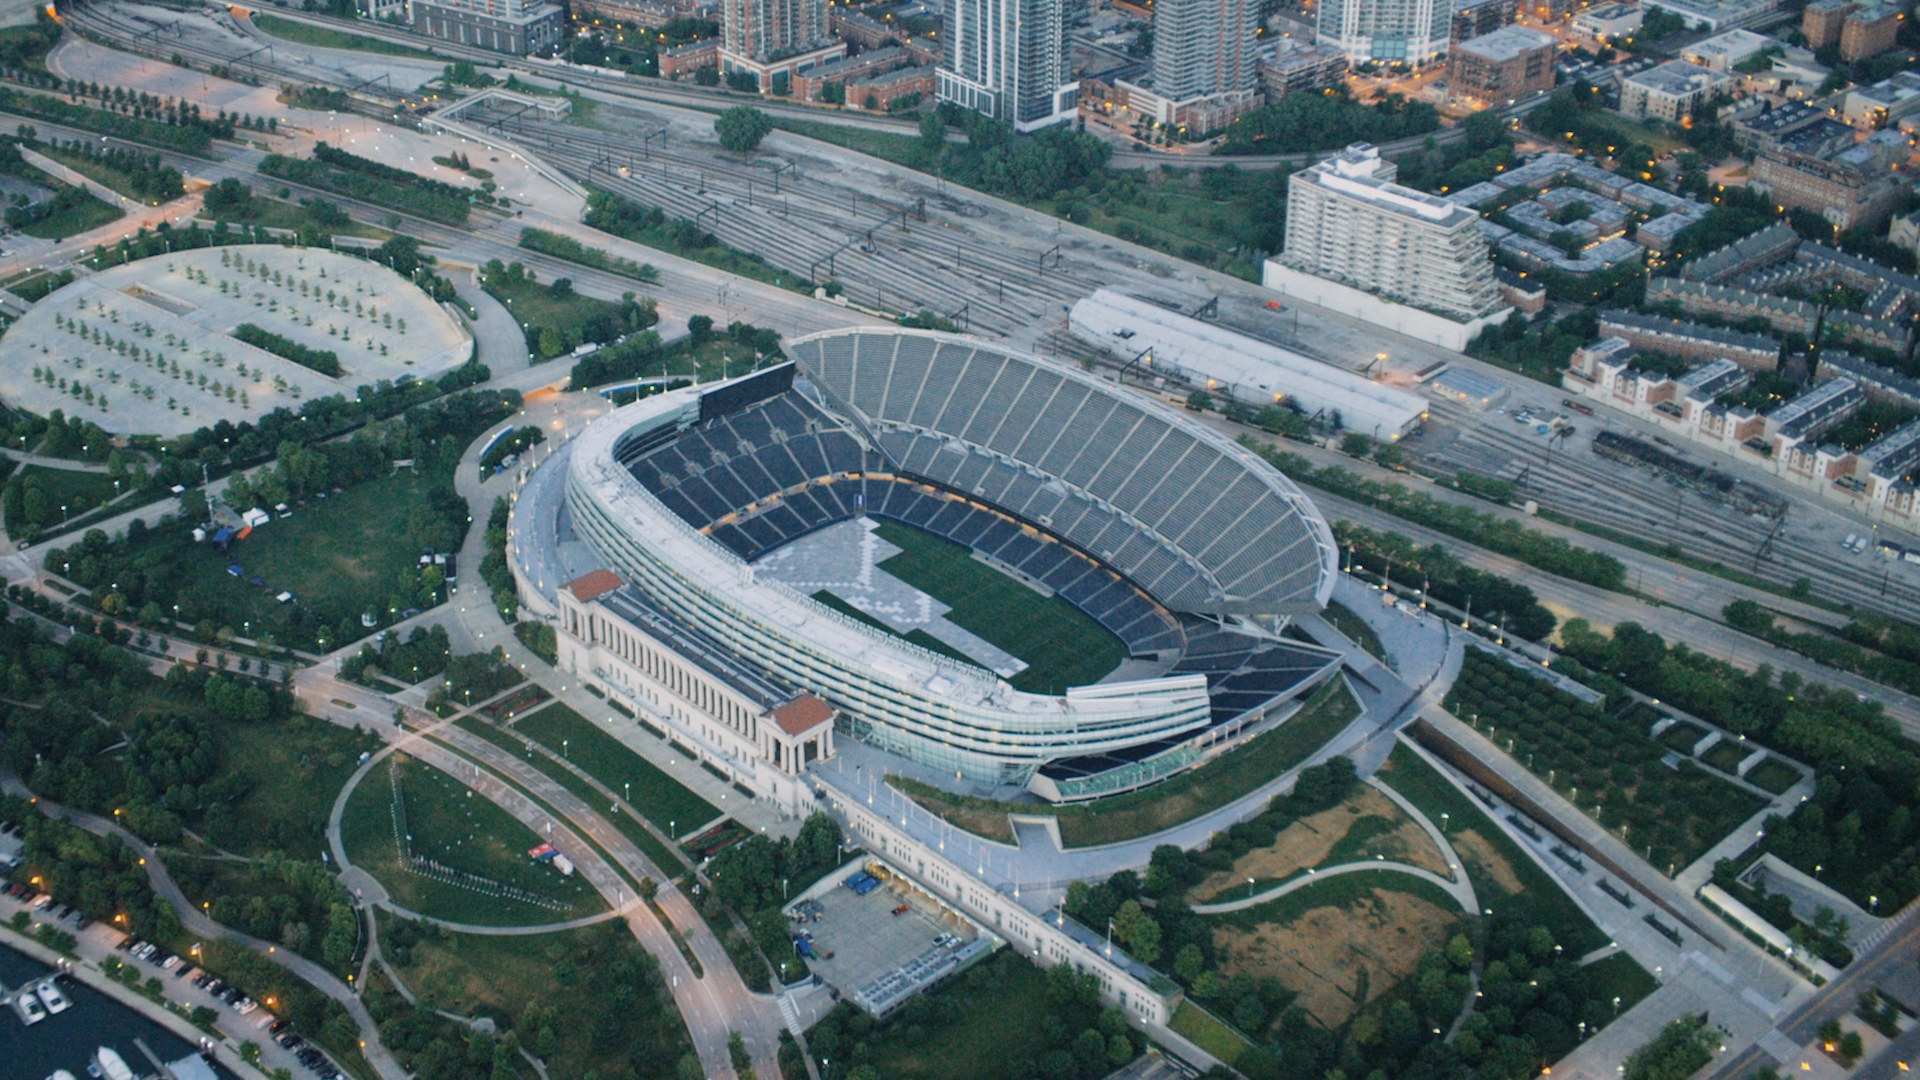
522 328 1346 803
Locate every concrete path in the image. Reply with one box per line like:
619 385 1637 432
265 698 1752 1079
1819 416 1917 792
1190 861 1470 916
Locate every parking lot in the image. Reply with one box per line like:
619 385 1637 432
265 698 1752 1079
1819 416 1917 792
791 864 984 1012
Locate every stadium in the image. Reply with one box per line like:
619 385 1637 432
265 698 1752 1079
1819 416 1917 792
539 327 1346 801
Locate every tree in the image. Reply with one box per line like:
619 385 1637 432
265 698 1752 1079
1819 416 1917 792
715 106 773 153
689 314 714 342
1185 389 1211 412
1342 432 1374 457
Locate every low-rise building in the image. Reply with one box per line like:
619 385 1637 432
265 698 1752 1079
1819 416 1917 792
1732 102 1831 154
1573 1 1642 38
790 45 909 101
1682 27 1775 72
1844 70 1920 127
1682 221 1803 282
1642 0 1786 32
1598 309 1782 368
719 40 848 93
830 5 898 47
572 0 711 27
659 37 721 76
846 63 937 109
1620 60 1727 121
1840 2 1901 61
1255 37 1349 98
1108 78 1262 133
1891 206 1920 254
1751 131 1910 230
1645 276 1818 336
1453 0 1519 44
1449 24 1557 103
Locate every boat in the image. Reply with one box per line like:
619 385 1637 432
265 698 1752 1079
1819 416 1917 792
93 1048 134 1080
18 989 46 1023
36 980 70 1014
45 1071 77 1080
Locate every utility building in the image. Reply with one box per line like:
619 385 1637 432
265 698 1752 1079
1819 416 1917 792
937 0 1079 130
1068 288 1431 440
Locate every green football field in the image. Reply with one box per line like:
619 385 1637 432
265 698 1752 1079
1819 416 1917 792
872 521 1125 694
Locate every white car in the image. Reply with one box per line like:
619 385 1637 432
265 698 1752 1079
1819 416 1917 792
18 989 45 1024
36 980 70 1014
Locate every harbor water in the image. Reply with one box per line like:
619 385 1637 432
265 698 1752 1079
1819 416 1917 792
0 941 238 1080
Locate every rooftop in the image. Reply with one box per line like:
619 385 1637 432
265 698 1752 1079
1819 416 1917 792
772 694 836 735
1455 24 1558 61
1303 144 1480 227
1599 309 1782 353
1626 59 1723 95
1767 376 1861 433
564 568 624 603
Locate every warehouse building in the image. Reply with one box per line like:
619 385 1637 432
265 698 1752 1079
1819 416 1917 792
1068 288 1431 440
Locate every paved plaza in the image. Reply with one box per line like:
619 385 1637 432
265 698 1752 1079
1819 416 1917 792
791 862 982 1005
1 245 470 435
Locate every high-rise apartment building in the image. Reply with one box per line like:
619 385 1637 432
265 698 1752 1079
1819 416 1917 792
1151 0 1258 99
937 0 1079 130
1270 144 1506 347
1840 3 1901 60
1316 0 1450 63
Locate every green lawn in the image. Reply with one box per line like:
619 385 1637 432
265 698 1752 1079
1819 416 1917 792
857 952 1112 1080
18 185 122 240
514 704 720 836
1582 950 1659 1015
379 915 693 1079
113 466 453 650
479 274 642 363
339 754 605 925
4 267 73 302
1747 757 1800 795
251 13 443 59
1170 1000 1253 1067
7 464 121 535
872 521 1124 694
1701 739 1747 774
454 714 685 873
893 676 1362 847
1323 600 1388 666
811 589 980 668
222 712 380 857
1377 741 1607 952
203 195 390 240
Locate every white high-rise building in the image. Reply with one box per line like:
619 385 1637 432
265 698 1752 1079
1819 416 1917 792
1267 144 1508 350
937 0 1079 131
1317 0 1450 64
1152 0 1259 100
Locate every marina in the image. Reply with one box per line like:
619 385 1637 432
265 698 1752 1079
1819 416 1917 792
0 942 236 1080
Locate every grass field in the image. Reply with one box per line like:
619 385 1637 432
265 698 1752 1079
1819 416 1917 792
251 13 442 59
221 712 381 857
811 589 980 667
7 464 122 535
1582 950 1659 1015
894 677 1361 847
1322 600 1388 666
872 521 1124 694
339 754 604 925
202 195 390 240
1701 739 1747 774
19 185 122 239
454 714 684 872
115 466 450 650
4 267 73 302
380 915 694 1078
1377 741 1607 952
515 704 720 836
479 273 643 363
1747 757 1800 794
859 953 1108 1080
1169 1001 1253 1066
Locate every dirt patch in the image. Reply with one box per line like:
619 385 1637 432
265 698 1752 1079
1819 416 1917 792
1191 788 1448 899
1213 888 1459 1030
1452 829 1524 895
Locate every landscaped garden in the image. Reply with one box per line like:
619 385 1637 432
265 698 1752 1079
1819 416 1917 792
514 704 719 836
377 913 696 1079
1443 648 1766 873
891 677 1360 846
477 257 660 361
339 754 605 926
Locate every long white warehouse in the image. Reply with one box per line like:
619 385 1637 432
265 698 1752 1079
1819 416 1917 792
1068 288 1431 440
